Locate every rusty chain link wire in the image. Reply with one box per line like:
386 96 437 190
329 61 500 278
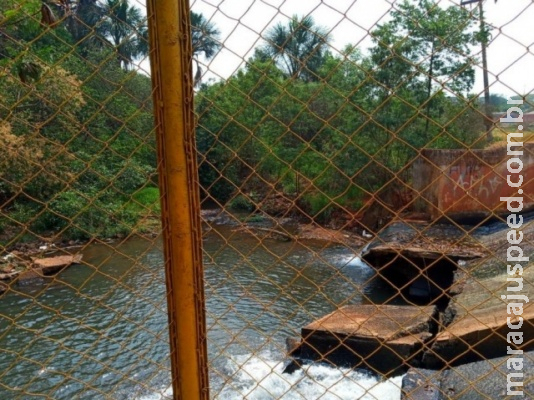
0 0 171 398
1 0 534 399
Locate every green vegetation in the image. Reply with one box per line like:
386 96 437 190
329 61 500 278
263 15 330 82
0 0 156 241
196 0 488 221
124 187 161 215
229 195 256 212
191 11 221 86
0 0 503 243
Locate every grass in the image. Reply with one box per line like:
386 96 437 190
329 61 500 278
489 125 534 147
126 187 161 214
127 187 162 234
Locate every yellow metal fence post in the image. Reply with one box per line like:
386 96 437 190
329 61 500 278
147 1 209 399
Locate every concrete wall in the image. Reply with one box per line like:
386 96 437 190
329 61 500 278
413 144 534 221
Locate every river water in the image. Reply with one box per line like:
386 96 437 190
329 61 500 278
0 223 403 399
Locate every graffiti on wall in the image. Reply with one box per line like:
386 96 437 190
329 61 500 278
439 158 533 216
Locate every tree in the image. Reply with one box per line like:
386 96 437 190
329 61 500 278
191 11 220 87
370 0 478 132
49 0 105 54
0 0 157 240
263 15 330 82
195 51 371 217
100 0 147 69
484 93 509 112
0 1 41 61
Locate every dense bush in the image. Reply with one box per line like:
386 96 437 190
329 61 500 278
195 1 486 221
0 1 156 241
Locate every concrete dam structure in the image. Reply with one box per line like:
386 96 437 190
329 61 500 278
413 143 534 221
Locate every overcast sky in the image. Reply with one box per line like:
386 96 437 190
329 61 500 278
186 0 534 98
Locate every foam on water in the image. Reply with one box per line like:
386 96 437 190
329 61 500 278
140 353 403 400
216 354 403 400
339 256 369 269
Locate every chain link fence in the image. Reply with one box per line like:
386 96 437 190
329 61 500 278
0 0 170 398
1 0 534 399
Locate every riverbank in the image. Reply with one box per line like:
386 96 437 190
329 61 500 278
0 206 370 289
0 246 84 292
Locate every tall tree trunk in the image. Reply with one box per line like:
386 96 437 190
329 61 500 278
425 43 435 134
479 1 493 143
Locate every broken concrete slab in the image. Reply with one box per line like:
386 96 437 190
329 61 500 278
16 254 83 285
295 304 438 375
361 222 485 275
439 352 534 400
362 222 487 262
289 223 534 377
423 266 534 368
32 254 83 274
361 222 486 304
424 303 534 368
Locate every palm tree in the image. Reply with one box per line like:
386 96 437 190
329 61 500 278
59 0 106 54
100 0 148 69
264 15 330 82
191 11 220 86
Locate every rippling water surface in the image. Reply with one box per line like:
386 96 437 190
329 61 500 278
0 224 402 399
